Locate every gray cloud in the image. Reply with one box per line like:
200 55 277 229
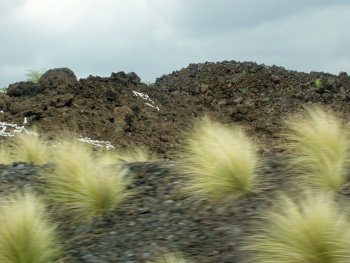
1 0 350 88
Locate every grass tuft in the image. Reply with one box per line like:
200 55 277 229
0 142 12 164
283 106 350 191
0 191 59 263
45 140 132 225
95 146 157 164
94 148 122 165
148 251 192 263
242 191 350 263
315 78 322 87
182 116 259 203
118 147 157 163
10 132 52 164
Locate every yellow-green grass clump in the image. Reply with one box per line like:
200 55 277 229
94 148 122 165
94 145 157 165
0 191 59 263
315 78 322 87
10 132 52 164
118 147 157 163
45 140 132 224
182 116 259 203
284 106 350 191
0 142 12 164
242 191 350 263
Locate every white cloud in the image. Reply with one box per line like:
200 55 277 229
1 0 350 87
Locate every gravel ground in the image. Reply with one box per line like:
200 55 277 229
1 156 350 263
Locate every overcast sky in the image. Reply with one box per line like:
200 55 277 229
1 0 350 88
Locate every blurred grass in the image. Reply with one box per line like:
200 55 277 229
283 106 350 191
0 191 59 263
181 116 259 203
44 139 132 225
10 132 52 164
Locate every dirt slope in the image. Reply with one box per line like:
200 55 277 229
1 61 349 159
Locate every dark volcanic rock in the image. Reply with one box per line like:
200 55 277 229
1 62 350 159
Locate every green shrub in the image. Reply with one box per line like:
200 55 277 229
315 78 322 87
283 106 350 191
0 191 59 263
182 116 259 203
25 68 45 83
0 87 7 93
242 191 350 263
45 139 132 225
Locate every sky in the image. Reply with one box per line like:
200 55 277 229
1 0 350 88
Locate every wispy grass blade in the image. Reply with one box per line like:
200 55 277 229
118 147 157 163
0 191 59 263
182 116 259 203
283 106 350 191
45 140 132 225
0 142 12 164
242 191 350 263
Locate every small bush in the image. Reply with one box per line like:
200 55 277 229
283 106 350 191
25 68 45 83
182 116 259 203
118 147 157 163
45 140 132 224
0 191 59 263
242 191 350 263
95 146 157 164
10 132 52 164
